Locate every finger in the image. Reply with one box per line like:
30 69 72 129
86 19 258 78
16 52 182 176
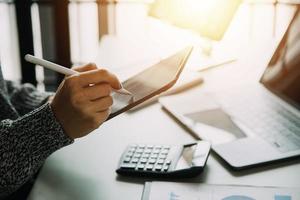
89 96 113 112
83 83 112 100
72 63 98 73
95 109 111 123
78 69 121 90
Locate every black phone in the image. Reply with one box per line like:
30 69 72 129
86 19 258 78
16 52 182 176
116 141 210 178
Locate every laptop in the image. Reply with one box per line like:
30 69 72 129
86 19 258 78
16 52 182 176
160 11 300 169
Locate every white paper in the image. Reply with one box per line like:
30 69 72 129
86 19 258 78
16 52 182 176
144 182 300 200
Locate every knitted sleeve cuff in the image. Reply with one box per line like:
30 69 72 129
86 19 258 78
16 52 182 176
0 103 73 197
11 102 74 154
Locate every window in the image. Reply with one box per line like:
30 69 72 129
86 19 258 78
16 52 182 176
0 0 21 82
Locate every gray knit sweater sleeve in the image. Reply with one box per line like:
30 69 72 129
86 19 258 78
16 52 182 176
0 103 74 198
0 69 74 198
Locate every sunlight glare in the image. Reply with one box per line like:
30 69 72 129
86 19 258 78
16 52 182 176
149 0 242 40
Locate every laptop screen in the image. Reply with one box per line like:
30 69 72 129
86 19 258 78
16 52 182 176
261 11 300 110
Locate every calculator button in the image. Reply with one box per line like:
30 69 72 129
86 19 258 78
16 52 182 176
138 144 145 148
133 153 142 158
151 153 159 158
146 164 154 171
157 159 165 164
144 149 152 154
136 149 143 153
123 157 131 163
130 144 137 148
148 159 156 164
126 153 134 158
137 164 145 170
158 154 167 159
154 145 162 149
140 158 148 164
165 160 171 165
155 165 163 171
163 146 170 150
163 165 169 172
142 153 150 158
131 158 139 163
161 150 169 155
153 149 160 154
146 145 154 149
120 163 136 170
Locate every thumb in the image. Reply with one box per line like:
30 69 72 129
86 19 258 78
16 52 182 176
72 63 98 73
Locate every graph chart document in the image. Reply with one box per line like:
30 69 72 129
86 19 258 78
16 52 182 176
142 182 300 200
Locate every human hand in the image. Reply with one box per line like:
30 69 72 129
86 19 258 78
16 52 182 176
50 63 121 139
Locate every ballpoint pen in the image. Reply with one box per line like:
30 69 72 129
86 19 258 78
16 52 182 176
25 54 132 96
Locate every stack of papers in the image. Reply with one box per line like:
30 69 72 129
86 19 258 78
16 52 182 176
142 182 300 200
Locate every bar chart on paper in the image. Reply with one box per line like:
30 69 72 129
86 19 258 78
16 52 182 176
142 182 299 200
274 196 292 200
223 196 255 200
222 195 292 200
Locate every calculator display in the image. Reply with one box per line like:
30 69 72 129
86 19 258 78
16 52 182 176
175 144 197 170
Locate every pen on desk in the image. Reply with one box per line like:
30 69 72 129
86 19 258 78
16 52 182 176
24 54 132 96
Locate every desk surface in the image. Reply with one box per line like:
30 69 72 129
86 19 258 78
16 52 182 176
29 4 300 200
28 101 300 200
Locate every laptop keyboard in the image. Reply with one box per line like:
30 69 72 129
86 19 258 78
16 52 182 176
216 86 300 153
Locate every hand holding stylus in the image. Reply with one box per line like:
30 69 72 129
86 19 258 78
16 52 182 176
25 54 132 95
50 64 121 139
25 55 128 139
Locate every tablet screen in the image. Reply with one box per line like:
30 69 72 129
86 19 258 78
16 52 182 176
109 46 193 119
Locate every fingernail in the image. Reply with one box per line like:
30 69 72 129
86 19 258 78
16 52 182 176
119 83 123 89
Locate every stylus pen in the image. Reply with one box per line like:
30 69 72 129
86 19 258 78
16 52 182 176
25 54 132 95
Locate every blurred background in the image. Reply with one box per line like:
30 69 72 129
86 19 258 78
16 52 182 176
0 0 298 91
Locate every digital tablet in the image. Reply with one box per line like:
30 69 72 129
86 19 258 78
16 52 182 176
108 46 193 120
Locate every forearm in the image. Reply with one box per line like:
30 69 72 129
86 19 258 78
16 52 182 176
0 103 73 198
